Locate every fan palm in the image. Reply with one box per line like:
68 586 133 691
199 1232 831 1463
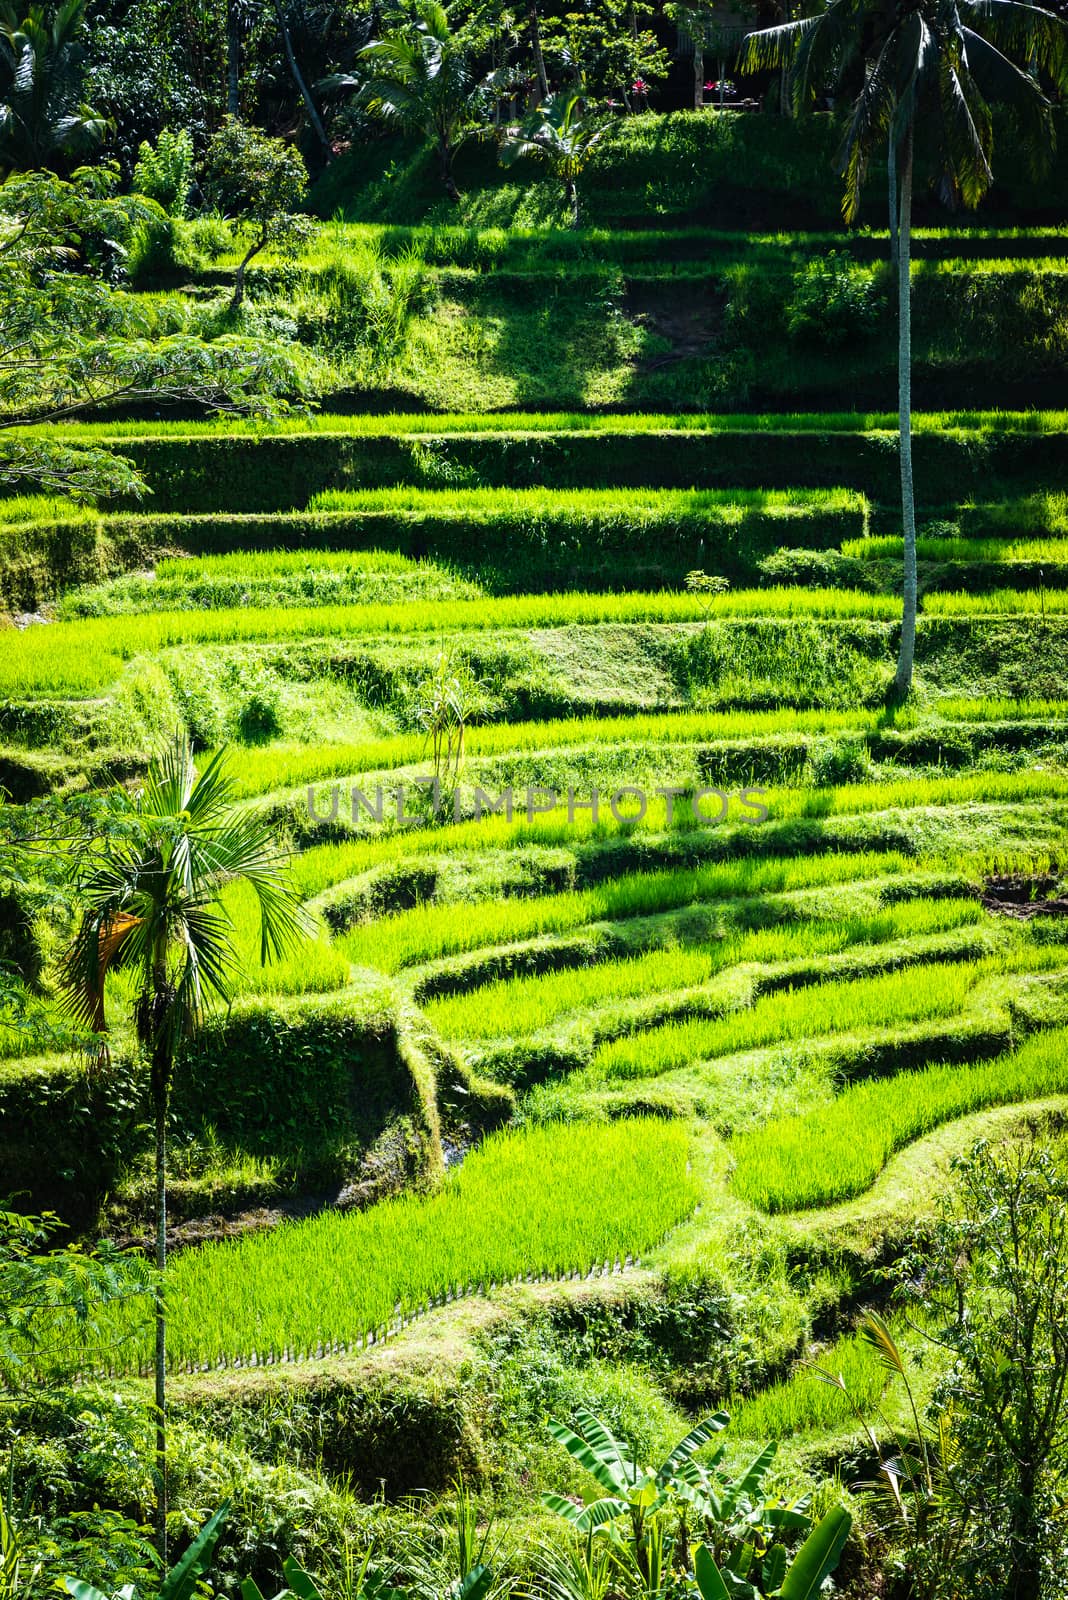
743 0 1068 698
0 0 107 173
59 736 307 1557
500 88 613 225
324 0 475 200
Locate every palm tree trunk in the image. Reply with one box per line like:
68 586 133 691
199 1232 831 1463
271 0 332 161
694 43 704 110
529 2 549 101
893 130 917 701
226 1 240 118
888 132 898 277
566 175 579 228
153 1077 168 1561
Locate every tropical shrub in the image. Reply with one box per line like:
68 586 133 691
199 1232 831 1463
132 127 195 216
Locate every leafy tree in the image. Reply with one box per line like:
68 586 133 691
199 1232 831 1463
526 0 549 99
0 0 106 172
742 0 1068 700
666 1 751 110
906 1141 1068 1600
65 1504 230 1600
812 1313 974 1600
325 1 478 201
540 0 668 104
0 166 309 500
500 87 612 225
202 117 314 308
270 0 332 161
83 0 209 176
59 737 308 1558
0 1209 152 1395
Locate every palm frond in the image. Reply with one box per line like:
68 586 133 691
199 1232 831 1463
738 16 811 73
838 32 899 219
965 0 1068 89
962 26 1056 173
935 53 994 206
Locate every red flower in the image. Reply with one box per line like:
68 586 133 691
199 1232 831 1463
632 77 648 92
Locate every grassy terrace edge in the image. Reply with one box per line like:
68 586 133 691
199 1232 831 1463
12 411 1068 439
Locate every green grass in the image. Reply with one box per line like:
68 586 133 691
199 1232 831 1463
306 485 866 518
924 589 1068 615
338 851 910 973
170 216 1068 271
62 549 482 618
17 410 1068 439
219 880 350 997
158 549 425 580
240 708 883 803
731 1025 1068 1213
287 769 1068 889
0 494 98 526
0 588 901 696
934 696 1068 720
589 959 984 1083
845 535 1068 563
109 1119 697 1372
729 1325 892 1439
423 898 987 1041
961 492 1068 536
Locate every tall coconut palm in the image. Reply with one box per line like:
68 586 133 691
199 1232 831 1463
500 87 613 226
0 0 107 173
743 0 1067 699
59 737 307 1559
324 0 476 200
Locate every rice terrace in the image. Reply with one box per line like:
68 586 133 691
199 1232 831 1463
5 3 1068 1598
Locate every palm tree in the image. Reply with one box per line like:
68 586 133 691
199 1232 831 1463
743 0 1067 699
0 0 107 172
59 737 307 1559
500 87 613 226
324 0 475 200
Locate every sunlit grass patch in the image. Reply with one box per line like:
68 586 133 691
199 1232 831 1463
589 960 983 1082
731 1026 1068 1213
339 851 909 973
106 1118 697 1371
423 898 987 1041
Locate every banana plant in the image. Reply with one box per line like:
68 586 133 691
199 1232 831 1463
543 1407 730 1579
678 1440 813 1575
693 1506 852 1600
65 1503 230 1600
544 1410 837 1597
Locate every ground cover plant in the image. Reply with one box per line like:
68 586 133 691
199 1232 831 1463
0 588 905 697
587 959 989 1082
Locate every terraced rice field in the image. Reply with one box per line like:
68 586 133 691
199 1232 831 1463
111 1120 697 1371
7 401 1068 1394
